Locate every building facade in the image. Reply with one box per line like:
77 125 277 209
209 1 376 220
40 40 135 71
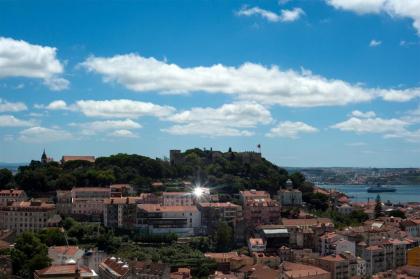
0 189 27 207
0 201 61 233
137 204 201 236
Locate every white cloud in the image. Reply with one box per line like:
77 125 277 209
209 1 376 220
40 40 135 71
0 37 69 90
334 110 420 143
19 126 72 143
236 6 305 22
81 54 420 107
347 141 367 146
163 102 271 137
0 115 34 127
0 99 27 112
266 121 318 138
369 39 382 47
326 0 420 35
72 119 142 135
351 110 376 118
37 99 175 119
43 77 70 91
109 129 139 138
332 116 408 134
46 100 71 110
75 99 175 119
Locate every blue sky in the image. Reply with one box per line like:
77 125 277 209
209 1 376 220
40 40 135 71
1 0 420 167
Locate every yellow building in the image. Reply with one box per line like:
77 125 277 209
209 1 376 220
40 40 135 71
407 246 420 267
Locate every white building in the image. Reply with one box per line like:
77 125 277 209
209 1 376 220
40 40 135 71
137 204 201 236
277 189 302 207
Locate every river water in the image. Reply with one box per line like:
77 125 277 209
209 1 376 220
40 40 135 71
320 184 420 203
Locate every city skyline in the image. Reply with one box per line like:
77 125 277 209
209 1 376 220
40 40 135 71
1 0 420 167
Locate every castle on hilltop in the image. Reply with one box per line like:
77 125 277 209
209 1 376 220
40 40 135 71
169 148 262 166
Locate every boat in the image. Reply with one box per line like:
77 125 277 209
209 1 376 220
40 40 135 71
367 184 396 193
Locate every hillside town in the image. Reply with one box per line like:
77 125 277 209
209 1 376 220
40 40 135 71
1 150 420 278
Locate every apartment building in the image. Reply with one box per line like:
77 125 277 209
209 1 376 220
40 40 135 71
318 255 349 279
137 204 201 236
71 187 111 217
277 189 303 207
280 261 331 279
0 200 61 233
198 202 242 234
0 189 27 206
103 197 142 229
162 192 194 206
239 189 270 205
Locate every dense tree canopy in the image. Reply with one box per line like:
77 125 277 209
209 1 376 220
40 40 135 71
11 150 300 196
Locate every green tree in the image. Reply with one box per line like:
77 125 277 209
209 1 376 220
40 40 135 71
0 169 13 188
374 194 383 218
213 222 233 252
387 209 406 219
290 172 305 188
11 232 51 278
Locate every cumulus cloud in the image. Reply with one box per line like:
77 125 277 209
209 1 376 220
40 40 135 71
332 116 408 134
0 37 68 90
236 6 305 22
81 54 420 107
19 126 72 143
109 129 139 138
0 115 34 127
46 100 72 110
75 99 175 119
369 39 382 47
38 99 174 119
266 121 318 138
162 102 271 137
0 99 27 112
326 0 420 35
71 119 142 135
351 110 376 118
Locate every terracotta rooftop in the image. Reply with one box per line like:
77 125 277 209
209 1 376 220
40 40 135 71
72 187 110 192
282 261 330 277
240 190 269 198
199 202 241 208
137 204 198 213
100 258 129 277
281 218 333 227
2 201 55 210
35 264 95 276
104 197 143 205
320 254 347 262
0 189 25 196
49 246 82 257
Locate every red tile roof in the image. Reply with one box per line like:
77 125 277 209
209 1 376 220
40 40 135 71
137 204 198 213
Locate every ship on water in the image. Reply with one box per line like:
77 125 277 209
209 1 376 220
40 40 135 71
367 184 396 193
